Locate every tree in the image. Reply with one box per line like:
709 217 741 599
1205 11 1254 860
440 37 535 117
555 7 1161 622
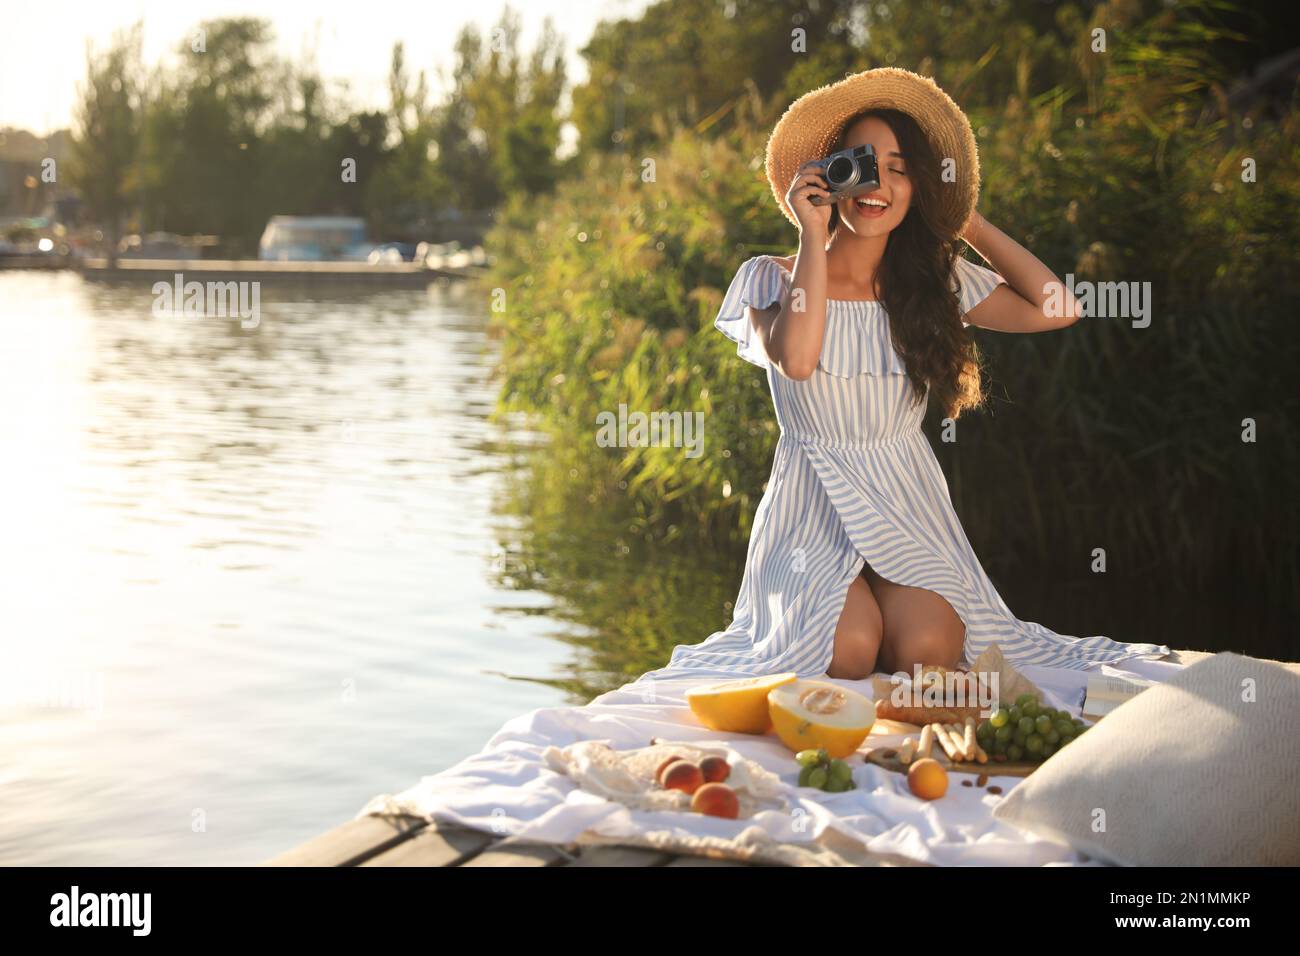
364 42 445 237
570 0 860 159
70 23 143 264
133 18 281 253
430 8 568 215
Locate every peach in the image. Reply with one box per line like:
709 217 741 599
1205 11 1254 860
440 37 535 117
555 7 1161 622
691 783 740 819
655 756 687 783
661 761 705 795
699 755 730 784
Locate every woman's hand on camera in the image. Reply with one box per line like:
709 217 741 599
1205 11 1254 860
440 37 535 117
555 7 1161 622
787 162 833 237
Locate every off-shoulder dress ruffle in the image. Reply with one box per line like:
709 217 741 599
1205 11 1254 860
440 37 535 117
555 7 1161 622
715 254 1007 375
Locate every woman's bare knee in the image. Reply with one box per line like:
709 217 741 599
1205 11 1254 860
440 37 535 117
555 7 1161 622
828 574 883 680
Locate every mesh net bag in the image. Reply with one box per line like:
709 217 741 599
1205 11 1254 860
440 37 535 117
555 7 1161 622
542 738 789 817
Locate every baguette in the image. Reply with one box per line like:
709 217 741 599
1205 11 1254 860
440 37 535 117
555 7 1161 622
873 664 985 727
874 699 984 726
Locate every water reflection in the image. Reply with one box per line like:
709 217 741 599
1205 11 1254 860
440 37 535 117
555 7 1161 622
0 272 587 864
482 425 747 700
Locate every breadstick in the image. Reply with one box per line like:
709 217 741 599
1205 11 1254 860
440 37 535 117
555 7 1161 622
898 736 917 765
917 724 935 761
943 722 968 761
972 740 989 764
938 721 960 749
932 723 962 762
946 723 969 760
943 725 966 762
962 717 977 762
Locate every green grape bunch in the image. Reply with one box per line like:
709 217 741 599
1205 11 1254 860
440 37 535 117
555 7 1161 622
975 693 1093 764
795 748 856 792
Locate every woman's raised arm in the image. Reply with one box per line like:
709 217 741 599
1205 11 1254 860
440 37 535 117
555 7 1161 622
960 212 1083 332
751 164 835 379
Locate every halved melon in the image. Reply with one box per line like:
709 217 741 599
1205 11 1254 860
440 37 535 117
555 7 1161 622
768 680 876 758
686 673 798 734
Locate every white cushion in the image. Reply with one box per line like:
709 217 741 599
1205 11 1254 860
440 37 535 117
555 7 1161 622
992 652 1300 865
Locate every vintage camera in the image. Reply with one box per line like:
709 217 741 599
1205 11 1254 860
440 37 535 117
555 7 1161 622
807 144 880 205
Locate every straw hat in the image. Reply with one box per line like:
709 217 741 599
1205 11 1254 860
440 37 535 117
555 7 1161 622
765 67 980 238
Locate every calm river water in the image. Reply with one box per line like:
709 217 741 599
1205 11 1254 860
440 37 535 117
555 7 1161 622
0 271 604 865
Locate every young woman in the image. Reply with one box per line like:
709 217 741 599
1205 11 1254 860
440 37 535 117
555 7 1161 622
637 69 1170 684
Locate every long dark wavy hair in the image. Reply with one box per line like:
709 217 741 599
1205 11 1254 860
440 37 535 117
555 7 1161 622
826 108 984 418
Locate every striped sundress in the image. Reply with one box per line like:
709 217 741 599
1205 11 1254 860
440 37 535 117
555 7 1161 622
636 254 1171 683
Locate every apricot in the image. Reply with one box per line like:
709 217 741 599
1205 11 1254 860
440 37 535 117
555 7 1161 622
699 755 730 784
906 758 949 801
661 761 705 795
691 783 740 819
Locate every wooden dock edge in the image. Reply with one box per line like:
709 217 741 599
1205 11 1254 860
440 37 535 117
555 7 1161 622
262 811 936 868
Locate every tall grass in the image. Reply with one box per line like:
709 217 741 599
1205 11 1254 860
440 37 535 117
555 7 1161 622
487 102 793 538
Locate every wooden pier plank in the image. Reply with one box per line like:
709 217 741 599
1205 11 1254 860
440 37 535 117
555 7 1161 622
360 823 496 867
564 845 674 867
458 839 576 867
566 842 676 868
662 854 753 867
263 814 428 867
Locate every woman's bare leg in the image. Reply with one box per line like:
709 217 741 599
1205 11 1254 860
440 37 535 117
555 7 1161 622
827 567 884 679
866 568 966 676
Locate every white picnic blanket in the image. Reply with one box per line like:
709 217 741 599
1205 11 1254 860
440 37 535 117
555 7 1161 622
357 655 1189 866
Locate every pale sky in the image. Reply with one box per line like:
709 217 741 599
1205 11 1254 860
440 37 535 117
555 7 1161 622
2 0 649 135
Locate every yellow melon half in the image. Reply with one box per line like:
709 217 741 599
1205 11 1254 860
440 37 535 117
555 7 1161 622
768 680 876 758
686 673 798 734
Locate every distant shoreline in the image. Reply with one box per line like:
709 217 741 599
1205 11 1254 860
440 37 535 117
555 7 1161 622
0 257 485 286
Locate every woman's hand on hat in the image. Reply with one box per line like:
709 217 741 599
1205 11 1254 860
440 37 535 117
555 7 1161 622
787 162 833 238
960 211 987 250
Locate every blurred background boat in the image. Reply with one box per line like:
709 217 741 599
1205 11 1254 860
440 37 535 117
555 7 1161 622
258 215 374 262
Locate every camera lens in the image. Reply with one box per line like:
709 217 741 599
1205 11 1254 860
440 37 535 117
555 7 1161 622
825 156 855 187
